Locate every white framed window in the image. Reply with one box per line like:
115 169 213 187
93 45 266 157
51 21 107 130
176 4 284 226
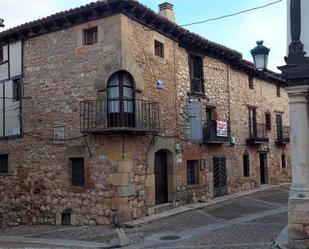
53 126 65 144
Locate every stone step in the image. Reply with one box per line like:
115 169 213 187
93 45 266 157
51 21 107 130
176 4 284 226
155 203 173 214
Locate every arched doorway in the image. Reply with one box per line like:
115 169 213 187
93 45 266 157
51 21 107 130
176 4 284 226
155 150 168 205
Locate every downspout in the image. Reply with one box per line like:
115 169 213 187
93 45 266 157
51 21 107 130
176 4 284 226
226 64 232 142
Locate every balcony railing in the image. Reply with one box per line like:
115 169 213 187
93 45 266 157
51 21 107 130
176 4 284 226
247 123 269 144
80 98 159 134
276 126 290 145
203 120 230 144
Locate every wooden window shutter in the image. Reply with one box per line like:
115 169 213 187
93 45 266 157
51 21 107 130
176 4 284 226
188 100 203 140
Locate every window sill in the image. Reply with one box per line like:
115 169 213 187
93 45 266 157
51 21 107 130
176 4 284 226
187 184 200 190
187 92 207 99
0 173 12 176
0 134 22 141
0 60 8 65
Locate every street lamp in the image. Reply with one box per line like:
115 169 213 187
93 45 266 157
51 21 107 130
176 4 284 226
250 41 270 71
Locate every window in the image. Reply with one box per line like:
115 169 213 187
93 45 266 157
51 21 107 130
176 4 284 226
248 107 257 138
12 79 21 102
189 54 204 94
0 154 8 174
0 46 3 62
281 154 286 168
187 160 199 185
107 71 134 128
84 27 98 45
70 158 85 187
62 213 71 225
276 113 283 138
249 76 254 89
243 153 250 177
265 112 271 131
277 85 281 97
154 40 164 58
53 126 65 144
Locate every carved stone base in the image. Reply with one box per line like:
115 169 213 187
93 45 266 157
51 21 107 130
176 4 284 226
288 186 309 249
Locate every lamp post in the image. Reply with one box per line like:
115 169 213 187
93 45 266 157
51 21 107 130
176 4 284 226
250 41 270 71
278 0 309 248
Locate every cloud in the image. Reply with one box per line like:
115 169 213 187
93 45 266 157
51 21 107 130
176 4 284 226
0 0 92 30
1 0 286 72
1 0 60 29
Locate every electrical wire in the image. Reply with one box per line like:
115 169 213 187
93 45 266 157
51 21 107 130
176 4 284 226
181 0 282 27
23 132 87 142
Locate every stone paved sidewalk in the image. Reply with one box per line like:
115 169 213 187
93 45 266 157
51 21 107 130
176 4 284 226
0 184 290 249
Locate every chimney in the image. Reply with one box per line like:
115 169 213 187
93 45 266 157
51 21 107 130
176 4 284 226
158 2 176 23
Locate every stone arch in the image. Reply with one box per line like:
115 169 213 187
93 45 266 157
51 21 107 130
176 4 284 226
94 58 145 93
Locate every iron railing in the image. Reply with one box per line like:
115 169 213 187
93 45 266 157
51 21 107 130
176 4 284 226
203 120 230 144
276 125 290 144
247 123 269 144
80 98 159 133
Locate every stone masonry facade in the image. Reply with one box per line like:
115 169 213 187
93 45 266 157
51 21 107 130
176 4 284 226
0 1 291 226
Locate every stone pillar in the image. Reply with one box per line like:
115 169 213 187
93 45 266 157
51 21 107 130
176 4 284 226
287 85 309 249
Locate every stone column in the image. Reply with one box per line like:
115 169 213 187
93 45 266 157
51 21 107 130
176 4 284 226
287 85 309 249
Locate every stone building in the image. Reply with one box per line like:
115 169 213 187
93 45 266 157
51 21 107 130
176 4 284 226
0 0 291 226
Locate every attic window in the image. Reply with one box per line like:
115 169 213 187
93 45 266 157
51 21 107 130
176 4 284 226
154 40 164 58
84 27 98 45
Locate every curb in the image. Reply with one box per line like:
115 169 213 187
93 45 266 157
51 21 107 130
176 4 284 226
124 183 290 228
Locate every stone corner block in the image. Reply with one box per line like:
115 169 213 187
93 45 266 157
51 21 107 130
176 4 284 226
117 185 135 197
55 213 62 225
117 160 133 173
111 197 129 210
109 173 130 186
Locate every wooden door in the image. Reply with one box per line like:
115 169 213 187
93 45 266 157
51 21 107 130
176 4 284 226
213 157 227 198
260 153 268 184
155 150 168 205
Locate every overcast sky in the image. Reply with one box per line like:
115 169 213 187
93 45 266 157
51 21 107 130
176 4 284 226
1 0 287 72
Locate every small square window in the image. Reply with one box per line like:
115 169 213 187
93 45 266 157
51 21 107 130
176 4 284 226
0 154 8 174
53 126 65 144
84 27 98 45
249 76 254 89
265 112 271 131
243 153 250 177
70 158 85 187
12 79 21 102
0 46 3 62
154 40 164 58
187 160 199 185
277 85 281 97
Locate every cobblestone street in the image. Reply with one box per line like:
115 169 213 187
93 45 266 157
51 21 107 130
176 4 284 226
0 185 289 249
